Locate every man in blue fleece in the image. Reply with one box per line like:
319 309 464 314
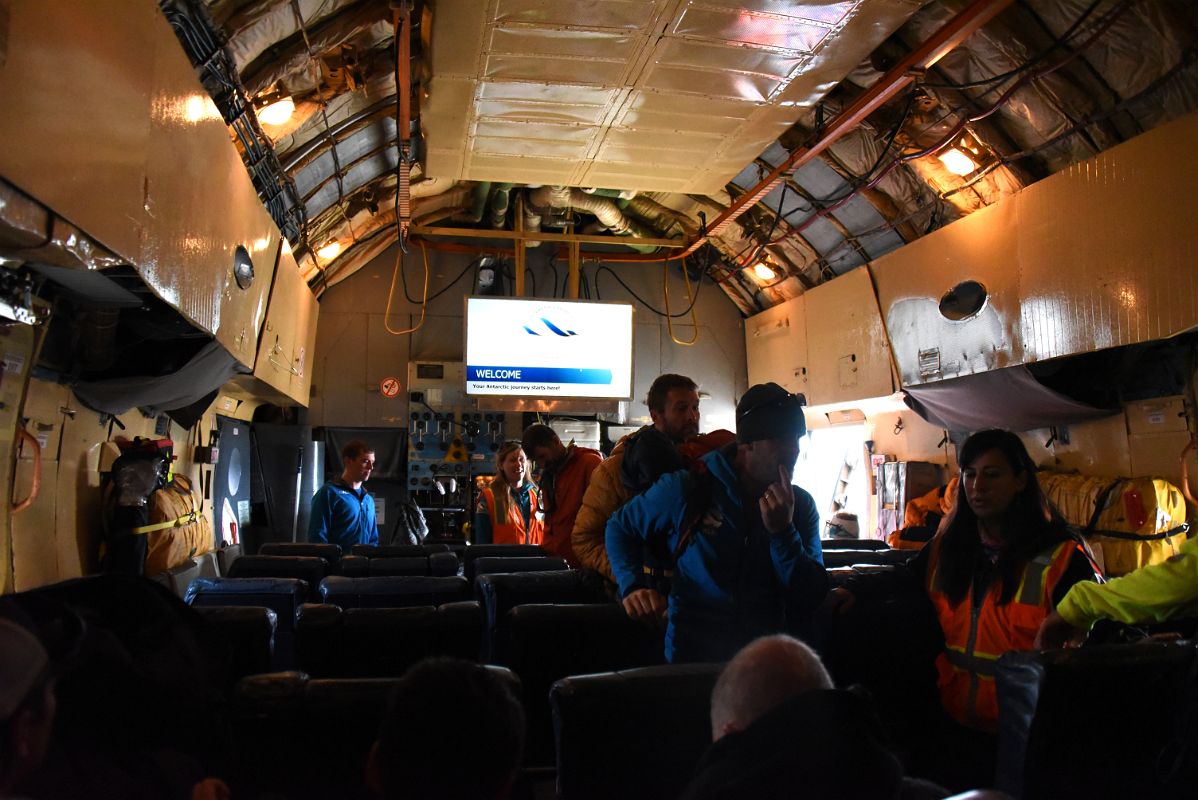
309 439 378 549
606 383 825 662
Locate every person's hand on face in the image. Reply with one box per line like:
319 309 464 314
760 464 795 535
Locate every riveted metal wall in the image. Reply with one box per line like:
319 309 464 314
0 0 282 369
873 110 1198 387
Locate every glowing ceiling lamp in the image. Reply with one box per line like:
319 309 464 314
316 240 342 260
258 96 295 126
752 261 777 281
937 130 989 177
938 147 978 176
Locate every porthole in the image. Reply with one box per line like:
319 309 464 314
233 245 254 290
938 280 987 321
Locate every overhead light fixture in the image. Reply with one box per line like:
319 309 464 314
938 147 978 176
258 96 295 126
937 130 989 177
752 261 777 281
316 241 342 260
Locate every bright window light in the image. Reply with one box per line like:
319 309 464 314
316 241 342 260
258 96 295 126
938 146 978 176
752 261 777 280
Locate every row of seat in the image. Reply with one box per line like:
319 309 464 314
223 639 1198 800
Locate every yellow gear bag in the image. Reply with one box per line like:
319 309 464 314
140 474 213 576
1039 472 1188 577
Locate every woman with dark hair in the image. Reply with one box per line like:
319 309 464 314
923 429 1097 731
473 441 543 545
828 430 1097 789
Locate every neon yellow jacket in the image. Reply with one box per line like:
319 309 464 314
1057 535 1198 629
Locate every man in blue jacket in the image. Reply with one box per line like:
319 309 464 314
606 383 825 662
309 439 378 549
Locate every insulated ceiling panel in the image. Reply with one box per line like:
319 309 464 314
424 0 923 194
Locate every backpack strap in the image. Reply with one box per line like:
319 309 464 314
130 511 198 535
672 466 715 562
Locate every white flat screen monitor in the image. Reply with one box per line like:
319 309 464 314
465 297 634 399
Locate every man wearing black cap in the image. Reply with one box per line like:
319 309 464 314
606 383 825 662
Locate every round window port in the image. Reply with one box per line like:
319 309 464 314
938 280 988 321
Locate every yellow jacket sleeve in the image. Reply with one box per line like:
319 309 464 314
1057 535 1198 629
570 452 628 582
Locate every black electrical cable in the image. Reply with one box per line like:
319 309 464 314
525 267 537 297
545 257 560 299
737 180 789 269
398 252 482 305
923 0 1107 91
593 259 705 318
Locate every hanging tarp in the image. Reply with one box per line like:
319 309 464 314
903 364 1118 432
74 340 242 417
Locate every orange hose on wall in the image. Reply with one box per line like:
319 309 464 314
12 427 41 514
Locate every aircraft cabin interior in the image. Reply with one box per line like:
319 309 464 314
0 1 1197 798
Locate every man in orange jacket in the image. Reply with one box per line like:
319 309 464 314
522 424 603 565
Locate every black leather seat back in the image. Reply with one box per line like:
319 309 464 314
463 544 545 580
996 641 1198 799
319 575 471 609
185 577 307 670
232 667 521 800
501 604 663 765
471 556 569 581
551 664 723 800
351 543 450 557
338 555 370 576
475 570 609 661
216 543 243 575
258 542 342 564
822 548 913 568
820 538 890 551
368 556 432 576
227 556 329 601
193 605 277 676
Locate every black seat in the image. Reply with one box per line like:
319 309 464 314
351 544 450 557
996 641 1198 799
500 604 664 765
551 663 724 800
367 556 432 576
319 575 471 609
470 556 569 581
227 555 329 601
185 577 308 670
216 543 244 575
475 570 609 661
295 601 484 677
258 542 343 565
462 544 545 581
232 667 521 800
338 555 370 577
820 538 890 551
822 549 913 568
193 605 277 677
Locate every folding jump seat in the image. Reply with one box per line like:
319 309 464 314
550 663 724 800
319 575 471 609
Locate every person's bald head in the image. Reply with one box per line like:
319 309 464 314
709 635 832 741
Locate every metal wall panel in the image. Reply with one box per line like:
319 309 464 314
745 294 809 395
0 0 157 262
801 266 894 405
874 110 1198 387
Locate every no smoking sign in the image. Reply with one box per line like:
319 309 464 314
379 376 401 398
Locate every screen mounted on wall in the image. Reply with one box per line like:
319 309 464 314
465 297 634 399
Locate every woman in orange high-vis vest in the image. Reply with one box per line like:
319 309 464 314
827 429 1097 790
473 440 544 545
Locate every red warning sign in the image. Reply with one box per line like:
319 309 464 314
380 376 401 398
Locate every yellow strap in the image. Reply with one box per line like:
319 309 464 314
130 511 197 535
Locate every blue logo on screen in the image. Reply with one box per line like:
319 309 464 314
523 317 577 337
